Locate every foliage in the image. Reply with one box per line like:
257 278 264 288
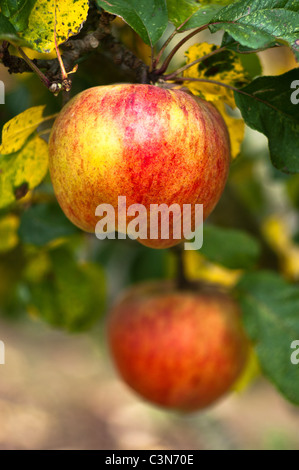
0 0 299 408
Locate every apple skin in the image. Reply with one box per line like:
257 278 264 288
107 282 248 411
49 84 230 248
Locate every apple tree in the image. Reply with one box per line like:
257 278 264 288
0 0 299 409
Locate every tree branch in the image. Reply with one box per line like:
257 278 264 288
0 11 149 86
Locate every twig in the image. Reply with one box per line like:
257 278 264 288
165 46 226 80
154 24 210 75
17 47 51 88
165 76 285 114
1 11 148 86
153 12 198 70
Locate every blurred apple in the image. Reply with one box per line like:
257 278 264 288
107 281 248 411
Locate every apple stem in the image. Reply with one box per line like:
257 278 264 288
164 46 226 80
18 48 52 89
172 244 191 290
153 24 210 76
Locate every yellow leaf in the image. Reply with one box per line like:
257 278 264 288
24 251 51 283
0 215 19 253
232 347 260 392
283 247 299 281
185 251 241 287
0 106 46 155
214 100 245 159
262 216 290 254
262 215 299 281
19 0 89 53
0 134 49 209
20 48 58 61
183 43 249 108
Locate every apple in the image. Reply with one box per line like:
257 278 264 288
49 84 230 248
107 281 248 411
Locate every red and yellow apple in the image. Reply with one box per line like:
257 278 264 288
49 84 230 248
107 281 248 411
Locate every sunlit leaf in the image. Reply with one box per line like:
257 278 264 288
214 101 245 159
19 0 89 53
232 347 260 393
0 105 46 154
181 43 248 157
262 216 299 281
0 134 48 209
183 43 249 108
0 214 19 253
185 251 241 287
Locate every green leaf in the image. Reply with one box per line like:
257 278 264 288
180 4 222 30
200 224 261 269
236 271 299 405
0 0 37 31
166 0 199 27
96 0 168 46
238 52 262 80
210 0 299 61
286 174 299 209
18 203 79 246
130 245 170 283
200 0 237 4
0 133 49 209
234 69 299 174
0 12 26 44
27 247 106 332
221 32 276 53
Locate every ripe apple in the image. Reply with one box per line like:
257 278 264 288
107 281 248 411
49 84 230 248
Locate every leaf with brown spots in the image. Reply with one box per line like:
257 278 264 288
182 43 248 158
19 0 89 53
0 134 48 209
